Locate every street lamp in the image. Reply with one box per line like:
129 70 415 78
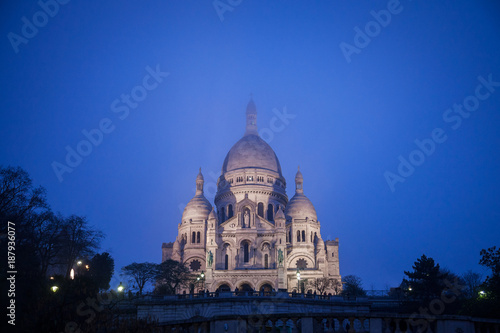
296 268 301 293
117 282 125 293
51 285 59 293
197 271 205 292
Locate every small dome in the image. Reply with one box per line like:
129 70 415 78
182 194 212 221
285 168 317 221
182 170 212 221
222 134 283 176
285 193 317 221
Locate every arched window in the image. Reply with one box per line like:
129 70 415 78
297 230 300 242
258 203 264 217
220 206 225 222
228 204 233 219
225 254 229 269
264 254 269 269
310 232 313 243
197 231 200 243
267 204 274 221
243 242 249 263
302 230 305 242
192 232 196 243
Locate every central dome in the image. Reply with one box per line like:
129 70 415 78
222 134 283 176
221 99 283 177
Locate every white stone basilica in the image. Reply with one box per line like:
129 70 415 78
162 99 341 294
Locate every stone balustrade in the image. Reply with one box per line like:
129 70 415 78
128 292 500 333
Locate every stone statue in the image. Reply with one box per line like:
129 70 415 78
243 211 249 227
278 249 284 267
207 250 213 267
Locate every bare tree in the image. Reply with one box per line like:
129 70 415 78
331 279 343 295
461 270 483 299
57 215 103 277
308 277 342 294
310 277 331 294
121 262 159 295
0 165 47 235
31 211 65 277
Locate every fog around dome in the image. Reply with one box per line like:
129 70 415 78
222 134 283 176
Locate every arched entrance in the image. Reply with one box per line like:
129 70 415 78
237 283 253 296
259 283 273 295
217 284 231 292
240 283 253 291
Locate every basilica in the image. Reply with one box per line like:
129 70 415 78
162 99 341 294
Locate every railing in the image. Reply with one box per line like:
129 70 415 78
142 291 365 301
139 290 395 300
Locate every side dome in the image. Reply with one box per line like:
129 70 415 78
182 195 212 221
182 169 212 221
285 167 317 221
285 194 317 221
221 98 283 176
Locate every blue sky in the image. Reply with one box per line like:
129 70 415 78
1 0 499 290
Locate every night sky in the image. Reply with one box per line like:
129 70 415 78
1 0 500 290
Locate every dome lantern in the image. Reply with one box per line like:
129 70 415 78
196 167 204 195
295 166 304 194
245 97 258 136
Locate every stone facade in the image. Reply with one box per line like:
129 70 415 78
162 99 341 293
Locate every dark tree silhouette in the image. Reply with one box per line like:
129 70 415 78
57 215 103 277
341 275 367 297
154 260 193 295
461 270 483 299
0 165 47 227
121 262 159 295
0 166 107 332
479 246 500 300
403 254 449 300
89 252 115 290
